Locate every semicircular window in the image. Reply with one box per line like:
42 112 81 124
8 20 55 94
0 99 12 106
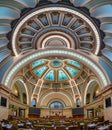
50 101 64 109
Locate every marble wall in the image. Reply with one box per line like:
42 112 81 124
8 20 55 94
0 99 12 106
0 85 10 120
0 106 8 120
104 107 112 121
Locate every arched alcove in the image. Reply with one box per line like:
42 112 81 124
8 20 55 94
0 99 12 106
84 80 101 105
11 79 29 105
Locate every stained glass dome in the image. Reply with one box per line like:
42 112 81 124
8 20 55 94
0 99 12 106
31 58 81 82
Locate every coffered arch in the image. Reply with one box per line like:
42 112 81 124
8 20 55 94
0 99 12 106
11 78 30 105
39 92 73 108
84 79 101 105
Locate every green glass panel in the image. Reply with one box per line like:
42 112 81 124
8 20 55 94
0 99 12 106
34 66 47 77
44 70 54 81
66 66 78 77
67 60 81 68
32 59 45 68
58 70 68 81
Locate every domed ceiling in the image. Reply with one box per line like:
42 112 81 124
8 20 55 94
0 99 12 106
11 6 100 55
0 0 112 106
19 55 97 102
0 0 112 60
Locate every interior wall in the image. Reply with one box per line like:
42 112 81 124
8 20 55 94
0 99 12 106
104 108 112 121
40 108 72 118
0 85 10 120
103 87 112 121
0 106 8 120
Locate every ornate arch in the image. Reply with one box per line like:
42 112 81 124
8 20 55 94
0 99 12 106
2 49 110 87
84 79 101 105
39 92 73 108
11 78 30 105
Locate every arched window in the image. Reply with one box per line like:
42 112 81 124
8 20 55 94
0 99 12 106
32 98 36 107
76 98 81 107
50 101 64 109
85 80 101 104
12 80 28 104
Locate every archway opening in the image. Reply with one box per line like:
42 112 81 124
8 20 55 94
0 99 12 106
85 80 101 104
9 79 28 118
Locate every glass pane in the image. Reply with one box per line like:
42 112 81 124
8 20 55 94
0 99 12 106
66 66 78 77
76 98 81 107
50 101 63 109
58 70 68 81
44 70 54 81
34 66 47 77
67 60 81 68
50 59 63 68
32 99 36 107
32 59 46 68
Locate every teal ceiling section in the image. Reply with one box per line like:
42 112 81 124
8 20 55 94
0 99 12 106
65 66 79 77
32 59 46 68
58 70 68 81
67 59 81 68
44 70 54 81
34 66 47 77
50 59 63 68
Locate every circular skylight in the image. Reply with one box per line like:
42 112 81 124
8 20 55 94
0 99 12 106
50 59 63 68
